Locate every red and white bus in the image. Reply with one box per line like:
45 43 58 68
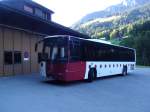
35 35 136 82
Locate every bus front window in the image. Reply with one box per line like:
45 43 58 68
60 47 65 58
51 46 58 61
49 46 68 62
41 37 68 62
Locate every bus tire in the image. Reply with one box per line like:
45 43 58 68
88 69 95 82
94 68 97 79
122 66 127 76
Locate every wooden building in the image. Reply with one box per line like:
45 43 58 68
0 0 90 76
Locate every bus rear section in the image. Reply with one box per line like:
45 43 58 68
35 36 86 82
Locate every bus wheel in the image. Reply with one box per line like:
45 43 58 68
122 66 127 76
88 69 95 82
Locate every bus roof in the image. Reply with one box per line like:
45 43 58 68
86 39 111 44
45 35 135 51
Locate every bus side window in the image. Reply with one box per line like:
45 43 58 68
83 45 91 61
69 40 81 61
83 44 97 61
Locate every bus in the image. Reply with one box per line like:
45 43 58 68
35 35 136 82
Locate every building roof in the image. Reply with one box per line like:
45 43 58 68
0 1 90 39
1 0 54 14
25 0 54 14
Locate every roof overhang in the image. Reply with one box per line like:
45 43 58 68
0 3 90 39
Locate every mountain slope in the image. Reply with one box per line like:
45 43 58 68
72 0 150 39
73 0 150 26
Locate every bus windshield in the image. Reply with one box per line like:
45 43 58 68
40 37 68 62
47 46 67 62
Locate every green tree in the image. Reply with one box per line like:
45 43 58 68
135 31 150 66
110 29 118 40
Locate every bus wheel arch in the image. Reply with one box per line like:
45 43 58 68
94 68 97 79
87 68 97 82
122 65 127 76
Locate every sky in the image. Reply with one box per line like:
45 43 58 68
33 0 123 27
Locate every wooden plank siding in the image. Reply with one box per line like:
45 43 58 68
3 28 14 76
0 25 42 76
30 35 39 73
0 27 3 76
13 30 22 75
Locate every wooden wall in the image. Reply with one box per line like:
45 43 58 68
0 26 42 76
3 28 13 76
0 28 3 76
13 30 22 75
22 32 31 74
30 35 39 73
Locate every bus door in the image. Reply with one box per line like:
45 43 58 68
67 39 86 81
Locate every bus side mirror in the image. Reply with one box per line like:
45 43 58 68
35 43 38 52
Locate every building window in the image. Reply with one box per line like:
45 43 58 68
43 12 47 20
4 51 13 65
24 5 33 13
14 51 22 64
4 51 22 65
35 8 43 18
43 13 50 20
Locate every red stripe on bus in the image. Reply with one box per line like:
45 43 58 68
65 61 86 81
46 61 86 81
